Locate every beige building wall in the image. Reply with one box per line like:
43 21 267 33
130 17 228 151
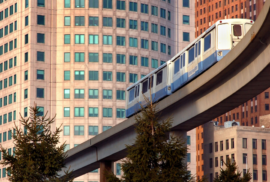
187 128 197 177
203 122 270 182
0 0 195 181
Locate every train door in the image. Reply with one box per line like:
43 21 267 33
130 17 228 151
195 41 202 72
141 75 154 104
187 45 198 78
231 24 243 47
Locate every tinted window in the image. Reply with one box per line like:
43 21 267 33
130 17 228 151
156 71 163 85
174 59 179 74
233 25 242 36
204 34 211 52
129 88 135 102
183 54 185 67
142 80 148 93
188 47 194 63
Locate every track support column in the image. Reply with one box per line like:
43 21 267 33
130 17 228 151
100 161 113 182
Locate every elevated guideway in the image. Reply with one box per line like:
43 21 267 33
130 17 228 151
60 0 270 179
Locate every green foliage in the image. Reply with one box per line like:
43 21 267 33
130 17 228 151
214 158 251 182
106 98 194 182
0 104 73 182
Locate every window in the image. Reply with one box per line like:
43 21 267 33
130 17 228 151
117 0 125 10
64 89 70 99
117 72 126 82
25 34 29 44
75 34 85 44
74 126 84 135
160 8 166 19
253 154 257 165
64 71 70 80
8 130 12 140
37 33 45 43
220 141 223 151
226 139 229 150
168 11 171 21
64 0 71 8
151 41 158 51
89 126 98 135
253 170 257 180
37 51 45 61
89 16 98 26
252 139 257 149
262 139 266 150
129 20 137 29
74 71 85 80
103 89 112 99
231 138 234 148
183 15 190 24
129 37 138 47
103 35 112 45
103 108 112 117
75 52 85 62
117 108 125 118
209 158 213 168
141 39 149 49
5 8 8 18
25 52 29 62
215 142 218 152
209 143 212 153
151 23 158 33
129 55 138 65
103 71 112 81
151 59 158 68
75 16 85 26
89 35 99 44
242 138 247 148
24 89 28 99
117 90 125 100
204 34 211 51
215 157 218 167
116 163 121 175
129 73 138 83
141 21 148 31
116 54 125 64
265 104 269 111
89 53 99 62
265 92 269 98
103 53 112 63
183 32 190 41
37 0 45 7
89 71 99 80
103 126 112 131
89 0 98 8
141 57 148 67
74 107 84 117
262 155 267 165
89 89 98 99
74 89 84 99
37 70 44 80
37 88 44 98
24 107 28 117
117 36 125 46
37 15 45 25
103 0 112 9
117 18 125 28
89 108 98 117
151 6 158 16
103 17 112 27
141 3 148 14
64 34 70 44
161 43 166 53
263 170 267 181
75 0 85 7
129 2 137 12
63 126 70 136
64 107 70 117
25 71 28 80
9 23 13 33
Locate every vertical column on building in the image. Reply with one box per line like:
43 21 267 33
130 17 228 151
100 161 113 182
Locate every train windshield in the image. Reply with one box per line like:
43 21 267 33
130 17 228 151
233 25 242 36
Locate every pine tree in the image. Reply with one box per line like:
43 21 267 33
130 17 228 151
106 97 194 182
214 158 251 182
0 104 73 182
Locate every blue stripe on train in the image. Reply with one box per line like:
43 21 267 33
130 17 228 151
126 101 141 118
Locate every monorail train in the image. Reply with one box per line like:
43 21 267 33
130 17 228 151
126 19 254 118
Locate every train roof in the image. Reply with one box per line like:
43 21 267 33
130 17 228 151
126 19 253 91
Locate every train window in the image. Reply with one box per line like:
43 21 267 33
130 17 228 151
188 47 195 63
233 25 242 36
136 85 140 97
142 80 148 93
204 33 211 52
129 88 135 102
156 70 163 85
174 59 179 74
183 54 185 67
135 85 138 98
198 41 201 55
195 44 197 57
149 76 154 88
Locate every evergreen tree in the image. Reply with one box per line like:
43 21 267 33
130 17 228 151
0 104 73 182
106 98 194 182
214 158 251 182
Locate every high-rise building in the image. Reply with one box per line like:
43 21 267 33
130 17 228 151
195 0 267 180
0 0 195 181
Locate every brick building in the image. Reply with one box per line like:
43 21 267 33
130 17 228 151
195 0 267 180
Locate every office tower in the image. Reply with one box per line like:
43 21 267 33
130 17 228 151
0 0 195 181
195 0 266 180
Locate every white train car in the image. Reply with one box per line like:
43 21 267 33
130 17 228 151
126 19 254 118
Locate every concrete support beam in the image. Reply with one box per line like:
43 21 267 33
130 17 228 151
100 161 113 182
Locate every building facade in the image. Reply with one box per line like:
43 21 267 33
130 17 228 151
195 0 267 179
0 0 195 181
203 121 270 182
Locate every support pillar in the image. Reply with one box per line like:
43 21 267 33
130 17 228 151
100 161 113 182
